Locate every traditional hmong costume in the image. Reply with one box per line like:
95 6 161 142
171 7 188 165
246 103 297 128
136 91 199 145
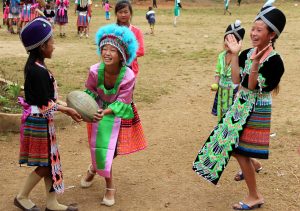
85 24 147 178
193 0 286 185
19 18 64 193
55 0 69 24
8 0 20 19
20 2 30 22
3 1 10 22
212 20 245 121
76 0 90 27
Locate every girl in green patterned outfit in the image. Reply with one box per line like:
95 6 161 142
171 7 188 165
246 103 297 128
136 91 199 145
211 20 245 122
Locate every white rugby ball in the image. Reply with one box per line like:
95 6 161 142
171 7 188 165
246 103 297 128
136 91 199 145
66 91 98 122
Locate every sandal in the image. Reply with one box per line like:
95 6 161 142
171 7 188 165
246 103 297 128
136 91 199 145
100 188 116 207
80 164 96 188
234 167 263 181
233 201 264 210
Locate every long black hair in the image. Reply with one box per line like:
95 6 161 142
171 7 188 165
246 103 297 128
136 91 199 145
24 38 51 78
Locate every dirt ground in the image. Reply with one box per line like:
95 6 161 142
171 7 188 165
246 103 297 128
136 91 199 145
1 0 300 210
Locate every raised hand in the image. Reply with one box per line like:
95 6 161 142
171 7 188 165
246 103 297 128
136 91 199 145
225 34 242 55
251 44 272 63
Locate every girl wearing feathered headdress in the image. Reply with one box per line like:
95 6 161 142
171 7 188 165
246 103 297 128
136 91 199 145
193 0 286 209
80 24 147 207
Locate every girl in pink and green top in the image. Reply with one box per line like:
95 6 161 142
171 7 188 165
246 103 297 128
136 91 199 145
81 24 147 207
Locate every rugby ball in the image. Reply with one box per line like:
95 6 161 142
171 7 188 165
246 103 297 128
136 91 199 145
66 91 99 122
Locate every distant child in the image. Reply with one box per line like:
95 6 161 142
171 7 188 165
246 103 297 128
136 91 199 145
75 0 91 38
146 6 155 35
20 0 32 29
211 20 245 122
3 0 10 31
44 3 56 28
173 0 182 27
104 0 112 20
8 0 21 34
152 0 157 8
80 24 147 206
55 0 69 37
15 17 81 211
224 0 231 15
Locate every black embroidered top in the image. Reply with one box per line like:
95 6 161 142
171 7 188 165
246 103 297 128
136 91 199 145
239 48 284 92
24 64 55 107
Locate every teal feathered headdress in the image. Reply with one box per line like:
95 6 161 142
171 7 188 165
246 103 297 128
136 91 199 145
95 24 138 65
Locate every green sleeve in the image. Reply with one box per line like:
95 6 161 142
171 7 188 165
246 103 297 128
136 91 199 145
84 89 97 100
215 53 222 76
108 100 134 119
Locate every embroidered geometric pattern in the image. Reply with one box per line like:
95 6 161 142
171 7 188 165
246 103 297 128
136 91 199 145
193 88 256 184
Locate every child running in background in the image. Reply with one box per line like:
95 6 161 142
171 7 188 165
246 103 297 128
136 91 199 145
224 0 231 15
211 20 245 122
104 0 112 20
15 17 81 211
80 24 147 206
146 6 155 35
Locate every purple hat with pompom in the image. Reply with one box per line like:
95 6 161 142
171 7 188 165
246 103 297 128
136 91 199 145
20 17 52 52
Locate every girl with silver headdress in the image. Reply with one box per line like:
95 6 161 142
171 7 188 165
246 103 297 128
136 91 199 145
211 20 245 122
193 0 286 209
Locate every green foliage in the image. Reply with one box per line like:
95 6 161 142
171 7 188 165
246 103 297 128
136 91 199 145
0 83 22 113
7 84 21 99
0 95 9 106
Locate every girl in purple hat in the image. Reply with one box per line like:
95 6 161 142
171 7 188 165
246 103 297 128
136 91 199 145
16 17 81 211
